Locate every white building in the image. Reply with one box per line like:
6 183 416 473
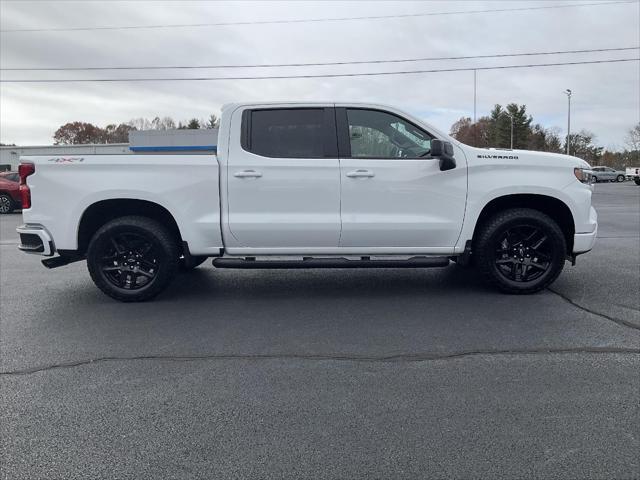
0 144 129 170
0 128 218 170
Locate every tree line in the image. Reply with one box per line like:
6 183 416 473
52 114 220 145
450 103 639 170
44 106 640 170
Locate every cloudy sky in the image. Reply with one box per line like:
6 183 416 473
1 0 638 148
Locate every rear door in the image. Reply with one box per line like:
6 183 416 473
225 106 341 249
337 107 467 250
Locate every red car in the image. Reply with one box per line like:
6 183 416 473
0 171 21 214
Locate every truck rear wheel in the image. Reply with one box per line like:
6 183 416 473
87 216 179 302
474 208 566 294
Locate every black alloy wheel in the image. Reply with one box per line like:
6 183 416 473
100 232 159 290
493 225 552 283
87 216 179 302
475 208 566 294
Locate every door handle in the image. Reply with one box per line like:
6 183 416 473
234 170 262 178
346 169 375 178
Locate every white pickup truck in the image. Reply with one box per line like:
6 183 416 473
16 102 597 301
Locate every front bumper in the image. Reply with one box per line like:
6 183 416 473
16 224 55 256
573 206 598 254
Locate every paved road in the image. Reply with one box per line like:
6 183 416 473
1 182 638 479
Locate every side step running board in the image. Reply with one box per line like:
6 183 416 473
212 256 450 269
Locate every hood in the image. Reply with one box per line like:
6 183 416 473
470 147 591 169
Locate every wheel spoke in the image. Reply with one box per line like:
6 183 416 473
110 237 125 254
496 258 514 265
530 234 548 250
115 271 127 288
102 265 123 272
532 251 551 262
138 258 157 269
529 261 548 270
136 267 154 278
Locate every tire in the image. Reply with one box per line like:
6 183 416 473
617 174 625 182
592 176 598 183
179 255 208 271
87 216 180 302
635 177 640 186
0 194 15 214
474 208 567 294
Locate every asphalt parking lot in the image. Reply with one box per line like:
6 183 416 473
1 182 638 479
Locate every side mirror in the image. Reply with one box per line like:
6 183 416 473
430 139 456 171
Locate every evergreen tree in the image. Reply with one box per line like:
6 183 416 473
488 104 532 149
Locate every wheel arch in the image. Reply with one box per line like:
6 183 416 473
77 198 183 255
471 194 575 253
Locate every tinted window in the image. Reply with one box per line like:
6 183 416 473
1 173 18 182
246 109 326 158
346 109 432 159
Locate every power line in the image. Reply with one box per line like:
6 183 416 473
1 58 637 83
1 1 636 33
2 47 637 71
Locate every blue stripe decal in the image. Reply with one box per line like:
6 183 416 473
129 145 217 152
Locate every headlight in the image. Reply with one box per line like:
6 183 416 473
574 167 593 184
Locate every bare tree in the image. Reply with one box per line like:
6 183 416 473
625 123 640 152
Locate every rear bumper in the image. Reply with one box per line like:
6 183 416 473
16 224 55 256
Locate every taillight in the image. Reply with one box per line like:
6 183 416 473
18 162 35 209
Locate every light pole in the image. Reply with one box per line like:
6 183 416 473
501 111 515 149
564 89 572 155
508 113 514 150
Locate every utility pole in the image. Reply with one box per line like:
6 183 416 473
473 69 477 123
564 89 572 155
502 111 515 149
509 114 514 150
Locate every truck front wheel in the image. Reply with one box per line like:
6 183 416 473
474 208 566 294
87 216 180 302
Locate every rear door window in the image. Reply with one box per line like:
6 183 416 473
242 108 336 158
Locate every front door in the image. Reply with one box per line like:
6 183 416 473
226 106 341 250
337 107 467 250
